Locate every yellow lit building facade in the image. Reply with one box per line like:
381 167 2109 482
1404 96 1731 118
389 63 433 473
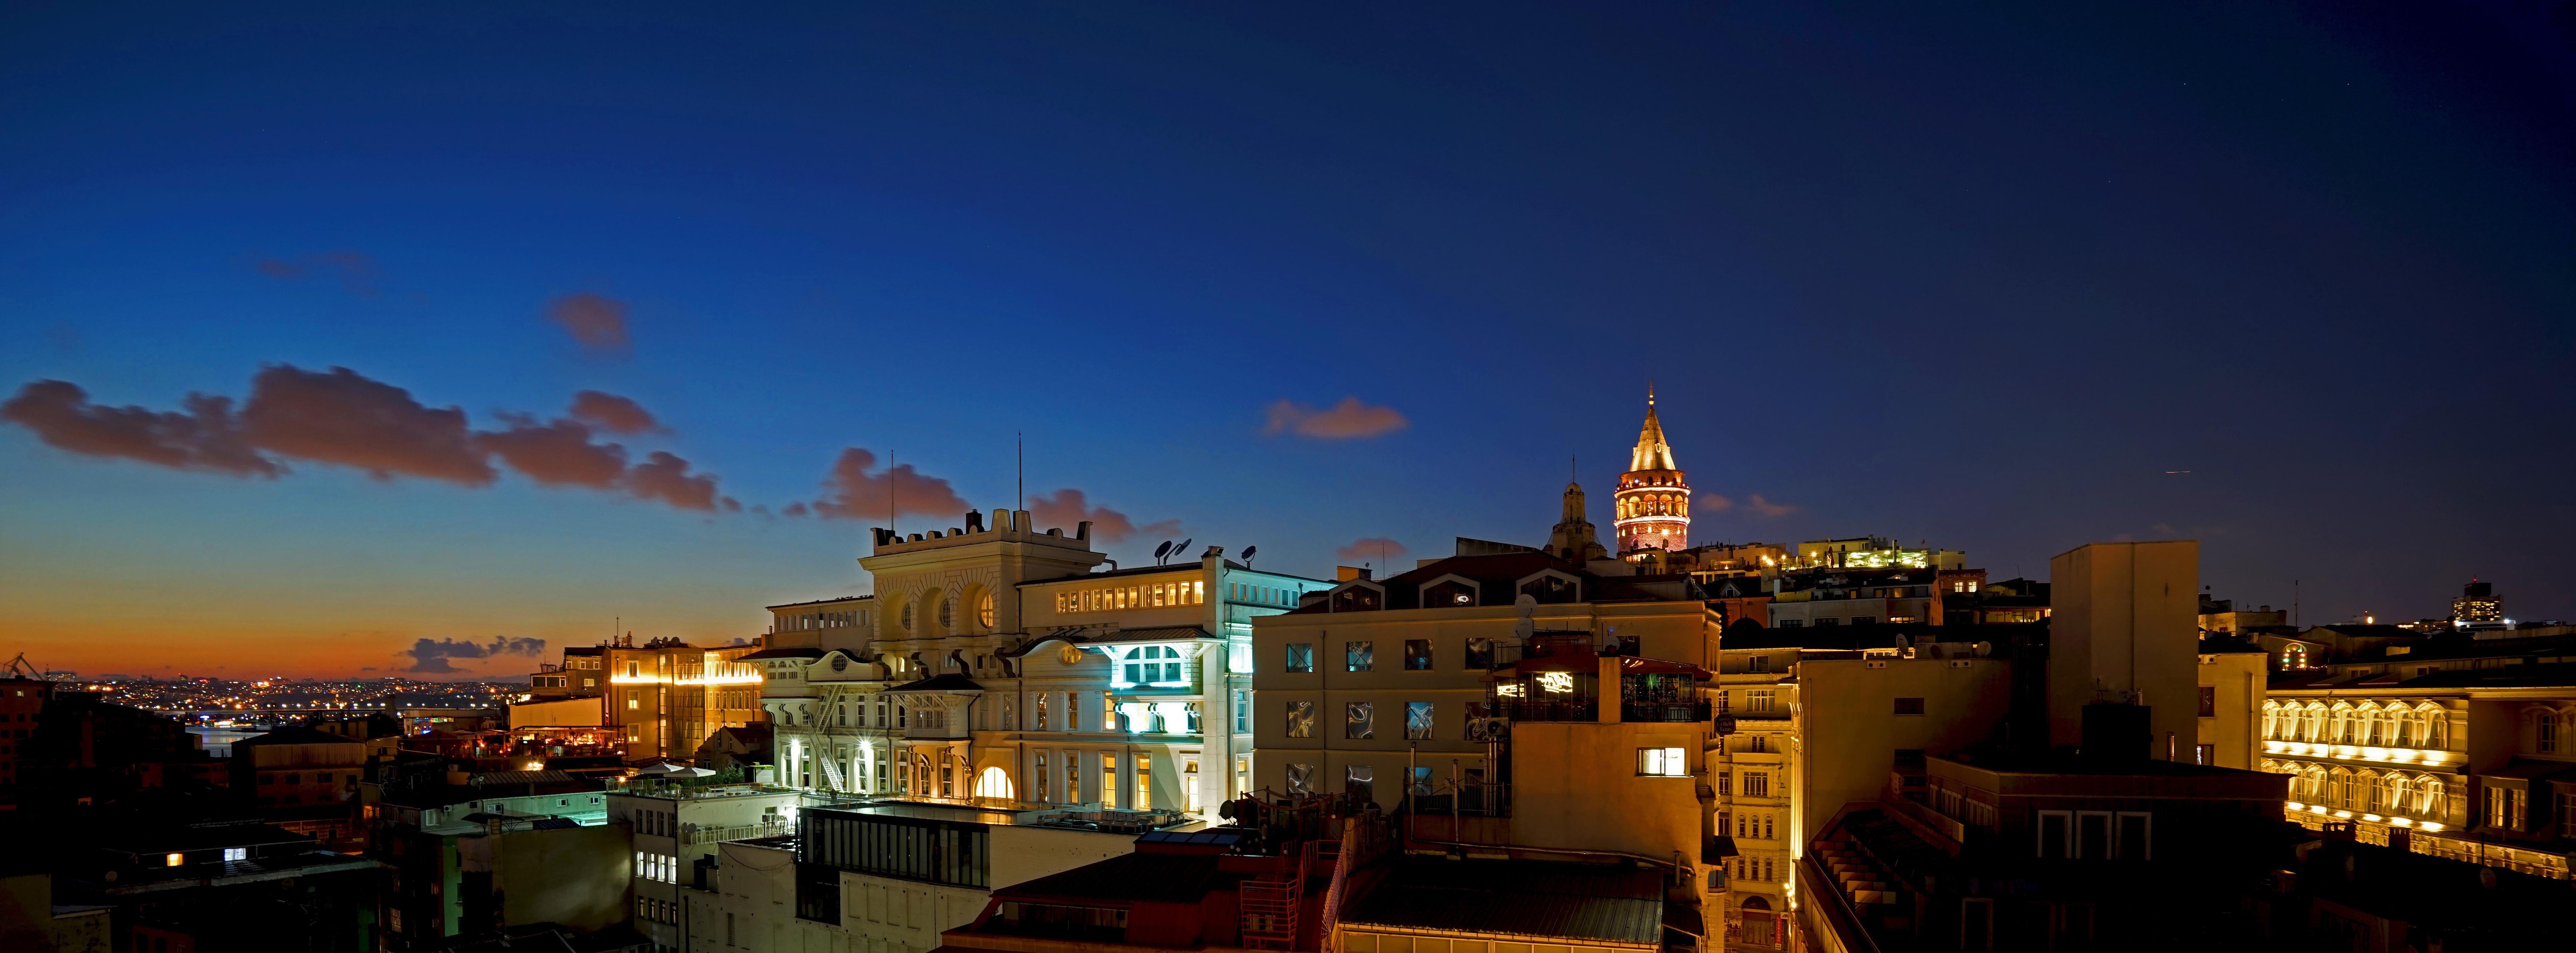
602 638 766 763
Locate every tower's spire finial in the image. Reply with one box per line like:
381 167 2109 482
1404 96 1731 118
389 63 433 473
1648 380 1656 407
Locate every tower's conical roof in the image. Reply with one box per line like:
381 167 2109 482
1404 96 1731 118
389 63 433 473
1629 387 1677 472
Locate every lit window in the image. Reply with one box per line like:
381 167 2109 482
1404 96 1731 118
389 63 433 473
223 847 247 862
1346 641 1373 672
165 853 184 867
1638 747 1687 776
1284 643 1314 673
1285 701 1315 738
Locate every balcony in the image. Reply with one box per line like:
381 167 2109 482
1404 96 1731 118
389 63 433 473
1499 700 1598 722
1620 701 1710 723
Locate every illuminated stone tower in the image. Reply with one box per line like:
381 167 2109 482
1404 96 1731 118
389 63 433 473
1614 386 1689 554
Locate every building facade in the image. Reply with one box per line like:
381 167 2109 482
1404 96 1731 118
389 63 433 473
752 508 1326 821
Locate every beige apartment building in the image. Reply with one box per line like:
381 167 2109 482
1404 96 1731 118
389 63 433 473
747 507 1326 820
1250 548 1722 807
600 637 766 763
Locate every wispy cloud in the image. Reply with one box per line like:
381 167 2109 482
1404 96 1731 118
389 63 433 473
1264 397 1408 439
253 250 379 297
1746 494 1795 517
547 293 632 355
1335 536 1406 566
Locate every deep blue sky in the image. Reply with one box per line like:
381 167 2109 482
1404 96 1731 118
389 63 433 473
3 3 2571 676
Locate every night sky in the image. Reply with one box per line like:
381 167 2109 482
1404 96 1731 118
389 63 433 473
4 3 2570 678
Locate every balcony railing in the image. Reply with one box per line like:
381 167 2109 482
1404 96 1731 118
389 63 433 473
1499 700 1597 722
1620 701 1710 723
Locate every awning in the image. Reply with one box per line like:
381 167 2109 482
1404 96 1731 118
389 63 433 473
1661 904 1705 938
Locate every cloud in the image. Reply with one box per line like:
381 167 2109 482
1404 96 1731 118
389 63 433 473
2 380 281 476
478 414 627 488
1695 494 1734 514
1746 494 1796 517
1335 536 1406 565
1026 488 1179 542
7 367 732 514
809 448 971 521
781 502 810 517
627 451 724 511
547 293 632 355
254 250 379 297
568 390 664 434
1264 397 1408 439
241 365 497 484
399 635 546 674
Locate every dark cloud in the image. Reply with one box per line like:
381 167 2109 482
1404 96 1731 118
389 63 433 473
1335 536 1406 565
810 448 969 521
241 365 496 484
1264 397 1408 439
10 366 736 513
568 390 664 434
400 635 545 674
478 415 627 488
1026 488 1181 542
780 502 810 517
547 293 632 355
1 380 281 476
253 250 379 297
627 451 722 511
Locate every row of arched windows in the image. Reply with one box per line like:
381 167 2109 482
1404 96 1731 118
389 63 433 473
2264 760 2448 819
2261 700 2449 749
1618 492 1689 520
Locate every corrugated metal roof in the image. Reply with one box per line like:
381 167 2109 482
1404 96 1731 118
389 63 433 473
1339 855 1665 946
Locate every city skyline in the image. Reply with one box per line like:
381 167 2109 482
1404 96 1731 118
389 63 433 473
6 3 2573 679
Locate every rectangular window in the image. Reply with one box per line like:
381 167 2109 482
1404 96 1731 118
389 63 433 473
1637 747 1687 776
1233 690 1248 733
223 847 247 862
2038 810 2070 859
1285 700 1315 737
1346 641 1374 672
1346 765 1373 804
1465 638 1494 670
1347 702 1374 740
1405 702 1434 740
1285 643 1314 674
1287 763 1314 795
1779 619 1803 628
1403 640 1433 670
1035 754 1050 803
1744 771 1770 798
1750 655 1770 673
1102 755 1119 808
1409 765 1433 796
2195 743 2215 765
2198 686 2216 718
1135 754 1152 809
1894 697 1925 715
1748 690 1775 713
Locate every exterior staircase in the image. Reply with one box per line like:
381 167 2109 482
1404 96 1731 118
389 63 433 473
818 753 848 792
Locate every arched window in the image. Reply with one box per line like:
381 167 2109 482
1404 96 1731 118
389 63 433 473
2390 707 2413 747
2329 705 2352 744
898 598 916 634
973 766 1014 800
977 590 996 629
2304 705 2326 742
2358 704 2382 745
2416 775 2445 818
2418 706 2448 750
2385 774 2412 816
1122 645 1185 685
2261 702 2281 740
2326 768 2352 807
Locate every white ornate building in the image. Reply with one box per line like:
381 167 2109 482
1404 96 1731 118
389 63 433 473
743 507 1327 821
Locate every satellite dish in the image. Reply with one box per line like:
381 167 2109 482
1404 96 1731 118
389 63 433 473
1154 541 1173 560
1243 545 1258 565
1175 539 1193 560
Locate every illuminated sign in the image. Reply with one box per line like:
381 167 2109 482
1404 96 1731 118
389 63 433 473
1536 672 1575 695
